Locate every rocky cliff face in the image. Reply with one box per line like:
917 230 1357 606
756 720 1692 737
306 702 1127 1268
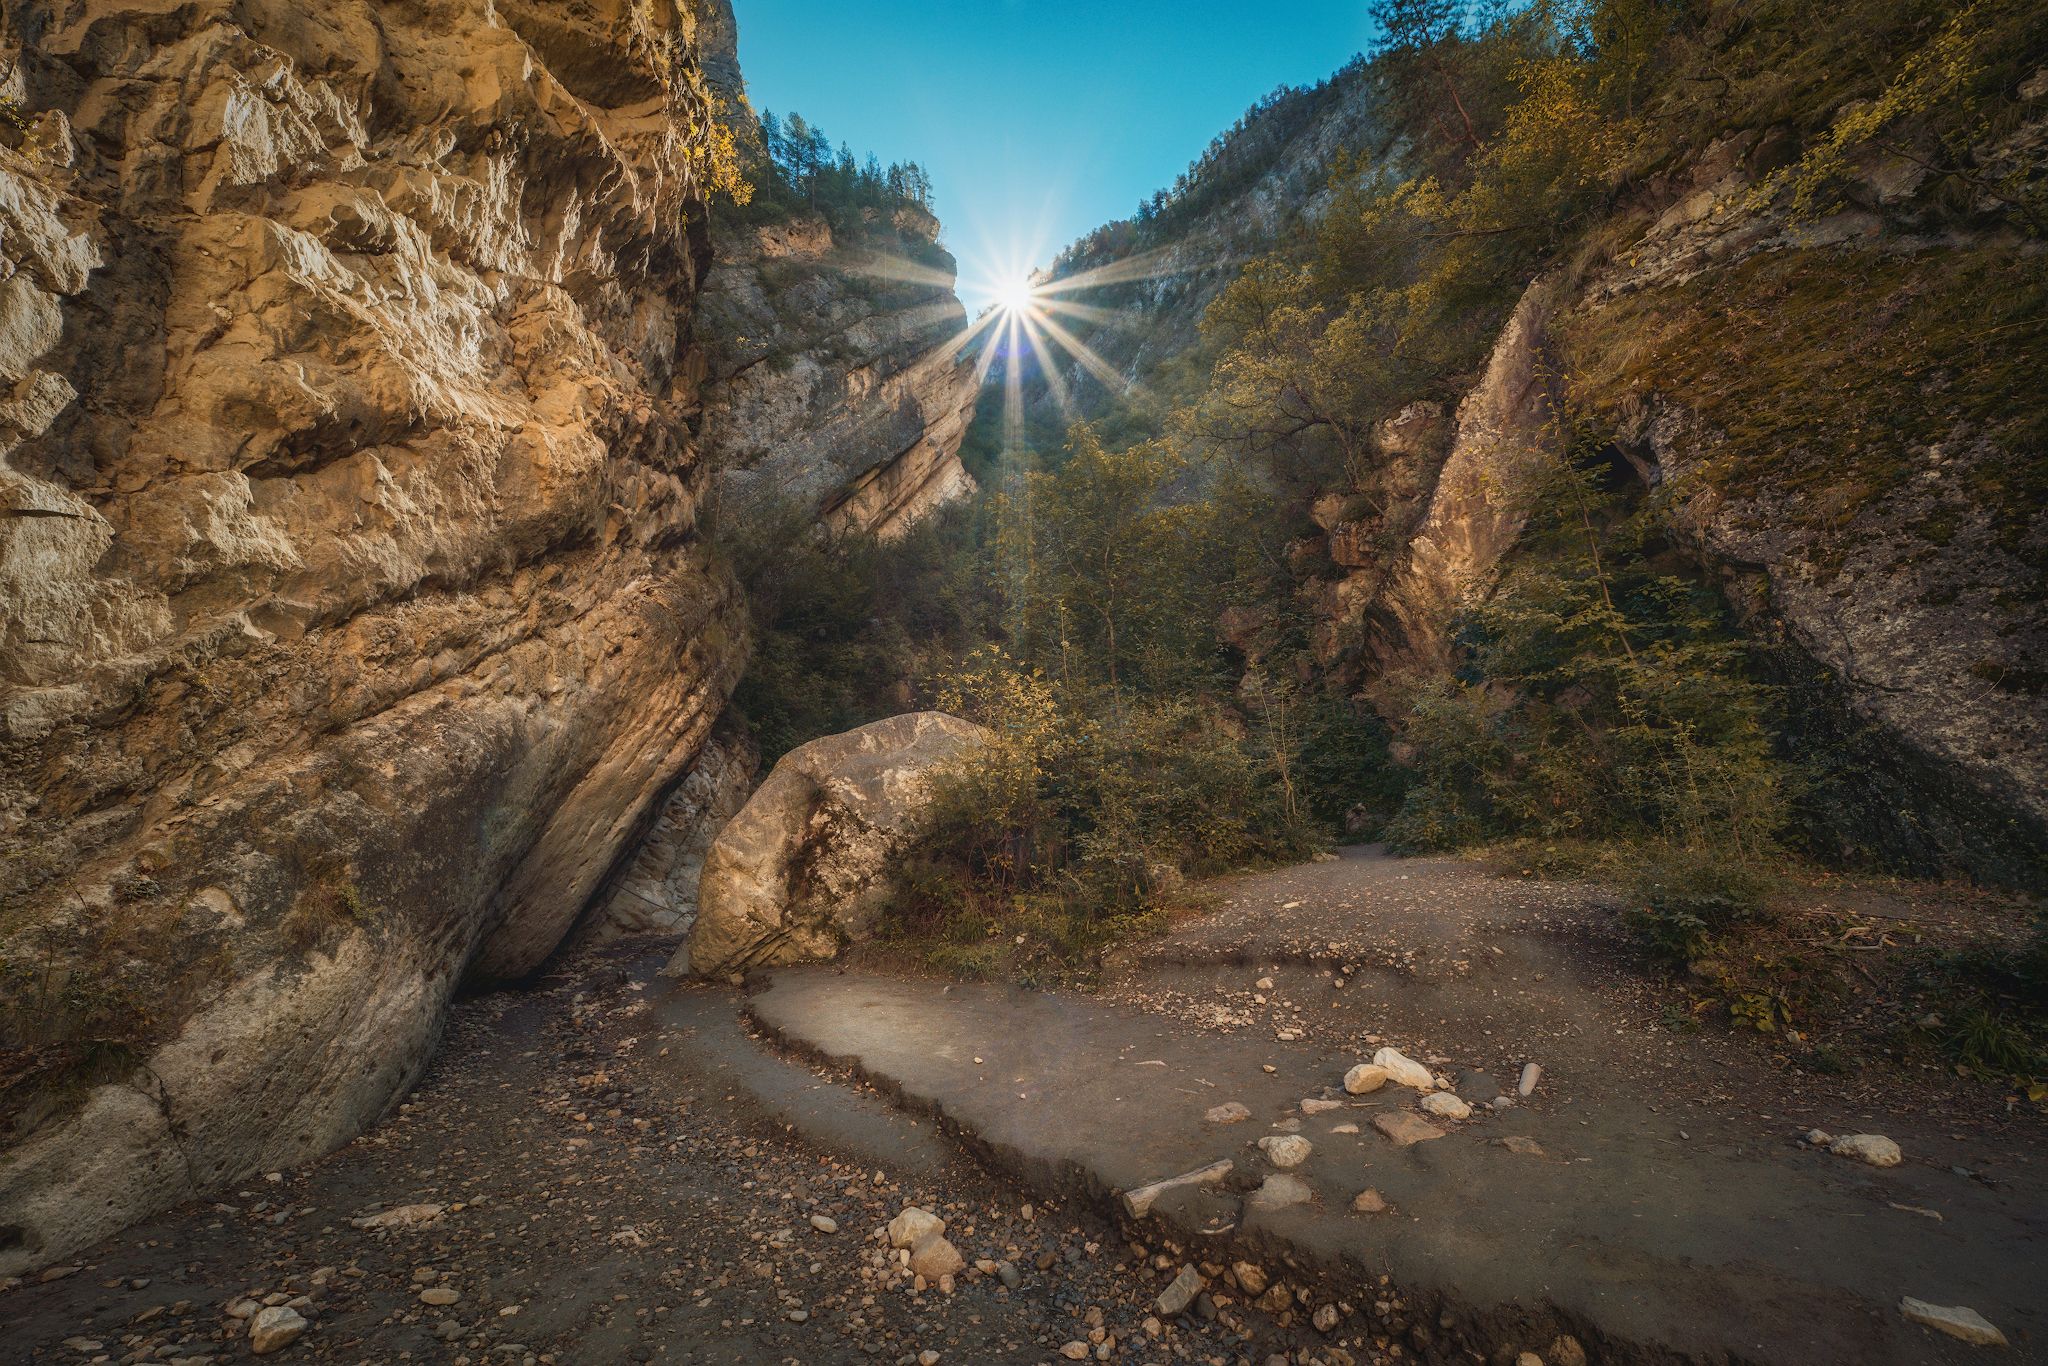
1056 70 2046 883
0 0 748 1272
696 208 981 538
1558 126 2048 879
1030 66 1382 412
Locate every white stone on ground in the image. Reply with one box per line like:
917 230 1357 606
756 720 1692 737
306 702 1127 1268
249 1306 307 1355
1830 1134 1902 1168
887 1207 945 1249
1900 1297 2007 1347
1421 1092 1472 1120
1343 1063 1388 1094
1257 1135 1313 1168
1372 1047 1436 1090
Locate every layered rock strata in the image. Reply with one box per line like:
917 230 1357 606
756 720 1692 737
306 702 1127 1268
0 0 746 1272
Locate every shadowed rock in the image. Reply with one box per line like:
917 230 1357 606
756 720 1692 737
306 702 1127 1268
676 712 991 977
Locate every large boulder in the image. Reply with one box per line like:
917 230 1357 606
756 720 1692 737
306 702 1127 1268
674 712 991 977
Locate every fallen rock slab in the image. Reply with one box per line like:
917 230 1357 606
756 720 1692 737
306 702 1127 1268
1373 1112 1446 1146
1373 1047 1436 1090
1121 1159 1234 1218
1901 1297 2007 1347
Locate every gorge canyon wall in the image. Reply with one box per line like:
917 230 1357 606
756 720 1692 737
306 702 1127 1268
0 0 980 1274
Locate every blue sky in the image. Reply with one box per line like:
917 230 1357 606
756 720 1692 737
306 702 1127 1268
731 1 1376 310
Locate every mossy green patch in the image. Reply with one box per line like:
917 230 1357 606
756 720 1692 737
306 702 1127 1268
1563 243 2048 564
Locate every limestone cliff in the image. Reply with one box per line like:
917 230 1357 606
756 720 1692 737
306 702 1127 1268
0 0 746 1272
1051 68 2046 883
697 207 981 538
1029 64 1382 413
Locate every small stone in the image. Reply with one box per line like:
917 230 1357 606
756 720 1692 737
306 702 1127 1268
1256 977 1275 990
1830 1134 1902 1168
809 1214 838 1234
1301 1098 1343 1114
1313 1304 1340 1333
1516 1354 1544 1366
1900 1297 2007 1346
1247 1174 1314 1210
887 1207 946 1249
908 1235 965 1281
1330 1121 1360 1134
1232 1262 1269 1296
1373 1111 1446 1146
1373 1047 1436 1090
1205 1102 1252 1124
1061 1343 1090 1360
787 1308 809 1322
1420 1092 1472 1120
226 1298 261 1320
1156 1265 1205 1316
1804 1128 1834 1147
996 1261 1022 1290
248 1306 307 1355
1257 1134 1313 1168
919 1352 942 1366
1497 1135 1545 1156
1351 1189 1388 1213
1342 1064 1388 1095
419 1287 460 1306
1549 1334 1589 1366
1518 1062 1542 1097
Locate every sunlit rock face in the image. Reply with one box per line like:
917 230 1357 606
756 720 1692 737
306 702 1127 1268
0 0 747 1272
697 207 982 538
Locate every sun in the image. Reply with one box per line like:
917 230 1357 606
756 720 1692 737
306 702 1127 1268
996 274 1039 316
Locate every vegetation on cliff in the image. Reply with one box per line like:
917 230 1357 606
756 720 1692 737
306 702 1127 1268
725 0 2047 1076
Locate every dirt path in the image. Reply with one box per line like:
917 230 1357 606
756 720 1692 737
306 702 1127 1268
751 847 2048 1364
4 850 2039 1365
0 947 1374 1365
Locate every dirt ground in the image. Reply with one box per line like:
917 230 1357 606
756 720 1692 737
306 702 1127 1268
0 947 1376 1366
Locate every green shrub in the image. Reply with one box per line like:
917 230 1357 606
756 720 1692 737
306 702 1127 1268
1624 845 1777 966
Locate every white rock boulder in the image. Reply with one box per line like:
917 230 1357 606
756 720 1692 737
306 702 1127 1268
674 713 992 977
1372 1047 1437 1090
1830 1134 1902 1168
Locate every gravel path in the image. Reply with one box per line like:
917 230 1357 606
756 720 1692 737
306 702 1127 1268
0 948 1368 1366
